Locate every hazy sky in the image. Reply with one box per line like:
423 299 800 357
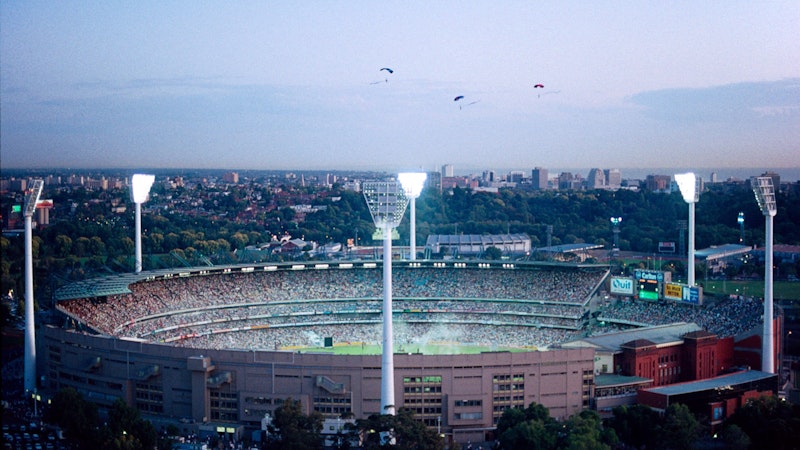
2 1 799 173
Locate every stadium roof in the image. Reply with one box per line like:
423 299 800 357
595 373 652 388
641 370 776 397
425 233 530 246
694 243 752 261
536 243 604 254
560 322 703 353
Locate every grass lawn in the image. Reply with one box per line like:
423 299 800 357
702 280 800 302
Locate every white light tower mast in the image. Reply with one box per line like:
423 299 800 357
363 181 409 415
23 179 44 394
398 172 427 260
131 174 155 273
675 173 700 286
752 176 777 374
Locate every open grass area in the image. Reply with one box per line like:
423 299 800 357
702 280 800 302
284 341 538 355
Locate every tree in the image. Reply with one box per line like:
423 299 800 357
655 403 701 450
562 410 616 450
45 387 100 449
607 404 661 449
483 246 502 260
353 409 443 450
719 424 750 450
725 394 800 450
101 398 158 450
264 397 323 450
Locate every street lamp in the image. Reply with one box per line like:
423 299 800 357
675 172 700 286
363 181 409 415
398 172 427 260
131 174 155 273
752 176 777 374
23 179 43 394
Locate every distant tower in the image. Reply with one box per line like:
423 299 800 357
531 167 548 190
604 169 622 189
586 168 606 189
441 164 454 177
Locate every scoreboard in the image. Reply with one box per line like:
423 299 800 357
634 269 667 301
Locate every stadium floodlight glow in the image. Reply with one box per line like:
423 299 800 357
398 172 427 260
362 181 409 416
751 176 777 373
23 179 44 394
131 174 155 273
675 172 699 287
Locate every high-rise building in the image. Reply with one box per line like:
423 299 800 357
587 168 606 190
441 164 454 177
646 175 672 192
532 167 548 190
222 172 239 184
508 171 525 183
604 169 622 188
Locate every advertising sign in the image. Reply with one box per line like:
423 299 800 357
664 283 683 301
609 277 634 296
682 286 702 305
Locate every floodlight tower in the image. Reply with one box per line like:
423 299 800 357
131 174 155 273
675 173 700 286
23 179 44 394
737 212 745 244
363 181 409 415
751 176 777 374
610 217 622 251
398 172 427 260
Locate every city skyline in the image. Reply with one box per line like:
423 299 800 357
2 2 799 172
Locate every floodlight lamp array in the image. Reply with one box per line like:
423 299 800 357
362 181 409 229
131 174 156 203
751 177 777 216
674 172 699 203
610 217 622 225
23 180 44 217
398 172 427 199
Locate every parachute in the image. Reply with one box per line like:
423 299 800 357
371 67 394 84
534 84 544 89
454 95 479 109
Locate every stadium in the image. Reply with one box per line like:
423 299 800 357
42 259 608 444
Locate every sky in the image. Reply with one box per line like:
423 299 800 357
1 1 799 174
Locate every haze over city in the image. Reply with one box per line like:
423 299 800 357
1 1 799 173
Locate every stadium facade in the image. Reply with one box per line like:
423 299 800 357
42 260 606 444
